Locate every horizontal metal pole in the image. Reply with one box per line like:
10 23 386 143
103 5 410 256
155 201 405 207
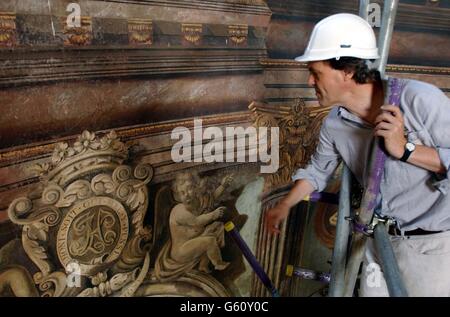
286 265 330 284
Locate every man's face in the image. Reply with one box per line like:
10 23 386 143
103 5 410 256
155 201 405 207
307 61 347 107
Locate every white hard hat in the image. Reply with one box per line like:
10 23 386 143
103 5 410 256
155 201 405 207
295 13 379 62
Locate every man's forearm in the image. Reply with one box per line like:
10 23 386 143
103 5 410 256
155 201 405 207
407 145 446 174
278 179 316 209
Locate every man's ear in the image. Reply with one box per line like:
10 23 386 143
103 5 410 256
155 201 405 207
343 69 355 82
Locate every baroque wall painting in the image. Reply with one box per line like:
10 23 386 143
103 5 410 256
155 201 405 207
0 0 449 297
0 130 264 297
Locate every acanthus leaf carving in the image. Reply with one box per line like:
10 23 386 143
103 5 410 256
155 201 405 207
91 174 116 195
22 226 52 283
54 180 92 208
250 99 331 192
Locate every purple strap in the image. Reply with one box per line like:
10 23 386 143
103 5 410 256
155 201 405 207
225 222 280 297
358 77 405 225
309 191 339 205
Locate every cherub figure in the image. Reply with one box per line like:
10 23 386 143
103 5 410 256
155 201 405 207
155 171 234 281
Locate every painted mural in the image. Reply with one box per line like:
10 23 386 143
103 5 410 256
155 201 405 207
0 0 449 297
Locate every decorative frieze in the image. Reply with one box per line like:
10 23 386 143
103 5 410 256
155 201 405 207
0 12 16 47
128 18 153 46
62 16 92 46
181 23 203 45
228 24 248 46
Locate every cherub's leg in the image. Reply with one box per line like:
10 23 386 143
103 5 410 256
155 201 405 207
198 255 211 273
178 237 229 271
204 237 230 271
217 225 225 248
204 222 225 248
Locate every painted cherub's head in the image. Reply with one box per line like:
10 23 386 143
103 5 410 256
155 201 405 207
172 171 203 208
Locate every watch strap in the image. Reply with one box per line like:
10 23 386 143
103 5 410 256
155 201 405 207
400 144 413 162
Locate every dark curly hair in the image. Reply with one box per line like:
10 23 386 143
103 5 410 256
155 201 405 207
327 57 381 84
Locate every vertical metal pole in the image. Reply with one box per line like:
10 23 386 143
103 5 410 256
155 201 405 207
374 0 400 78
373 223 408 297
328 165 352 297
343 0 400 297
359 0 370 21
344 77 404 297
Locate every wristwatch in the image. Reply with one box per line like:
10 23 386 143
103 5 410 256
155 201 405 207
399 142 416 162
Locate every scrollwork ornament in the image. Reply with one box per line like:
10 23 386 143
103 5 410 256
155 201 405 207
42 184 64 205
9 198 60 227
6 130 155 297
113 165 132 183
133 164 154 185
38 271 70 297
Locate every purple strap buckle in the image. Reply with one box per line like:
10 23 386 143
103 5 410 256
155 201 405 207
346 216 373 236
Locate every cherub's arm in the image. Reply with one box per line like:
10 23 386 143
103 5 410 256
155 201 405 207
213 175 233 200
213 185 226 200
193 211 220 226
175 205 222 227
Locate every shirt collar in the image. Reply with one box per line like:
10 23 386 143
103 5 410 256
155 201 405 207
337 106 373 129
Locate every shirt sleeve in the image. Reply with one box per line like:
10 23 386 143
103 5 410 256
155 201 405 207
406 81 450 194
433 148 450 194
291 119 341 192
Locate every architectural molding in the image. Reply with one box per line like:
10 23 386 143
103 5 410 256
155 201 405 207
102 0 271 16
267 0 450 33
0 111 251 167
268 0 356 20
0 0 270 18
0 48 266 87
260 58 450 75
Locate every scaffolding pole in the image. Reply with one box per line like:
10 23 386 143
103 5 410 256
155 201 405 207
328 165 352 297
343 0 401 297
373 223 408 296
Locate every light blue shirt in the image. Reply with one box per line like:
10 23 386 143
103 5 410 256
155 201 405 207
292 79 450 231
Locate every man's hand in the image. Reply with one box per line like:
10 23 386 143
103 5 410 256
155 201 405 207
374 105 407 159
265 202 290 235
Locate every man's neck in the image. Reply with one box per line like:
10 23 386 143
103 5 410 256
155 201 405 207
342 80 384 126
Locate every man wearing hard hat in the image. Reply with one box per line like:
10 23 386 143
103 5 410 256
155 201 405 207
266 13 450 296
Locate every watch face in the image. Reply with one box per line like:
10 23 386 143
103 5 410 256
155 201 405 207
406 142 416 151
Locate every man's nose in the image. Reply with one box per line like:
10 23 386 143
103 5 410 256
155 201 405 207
307 74 315 87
